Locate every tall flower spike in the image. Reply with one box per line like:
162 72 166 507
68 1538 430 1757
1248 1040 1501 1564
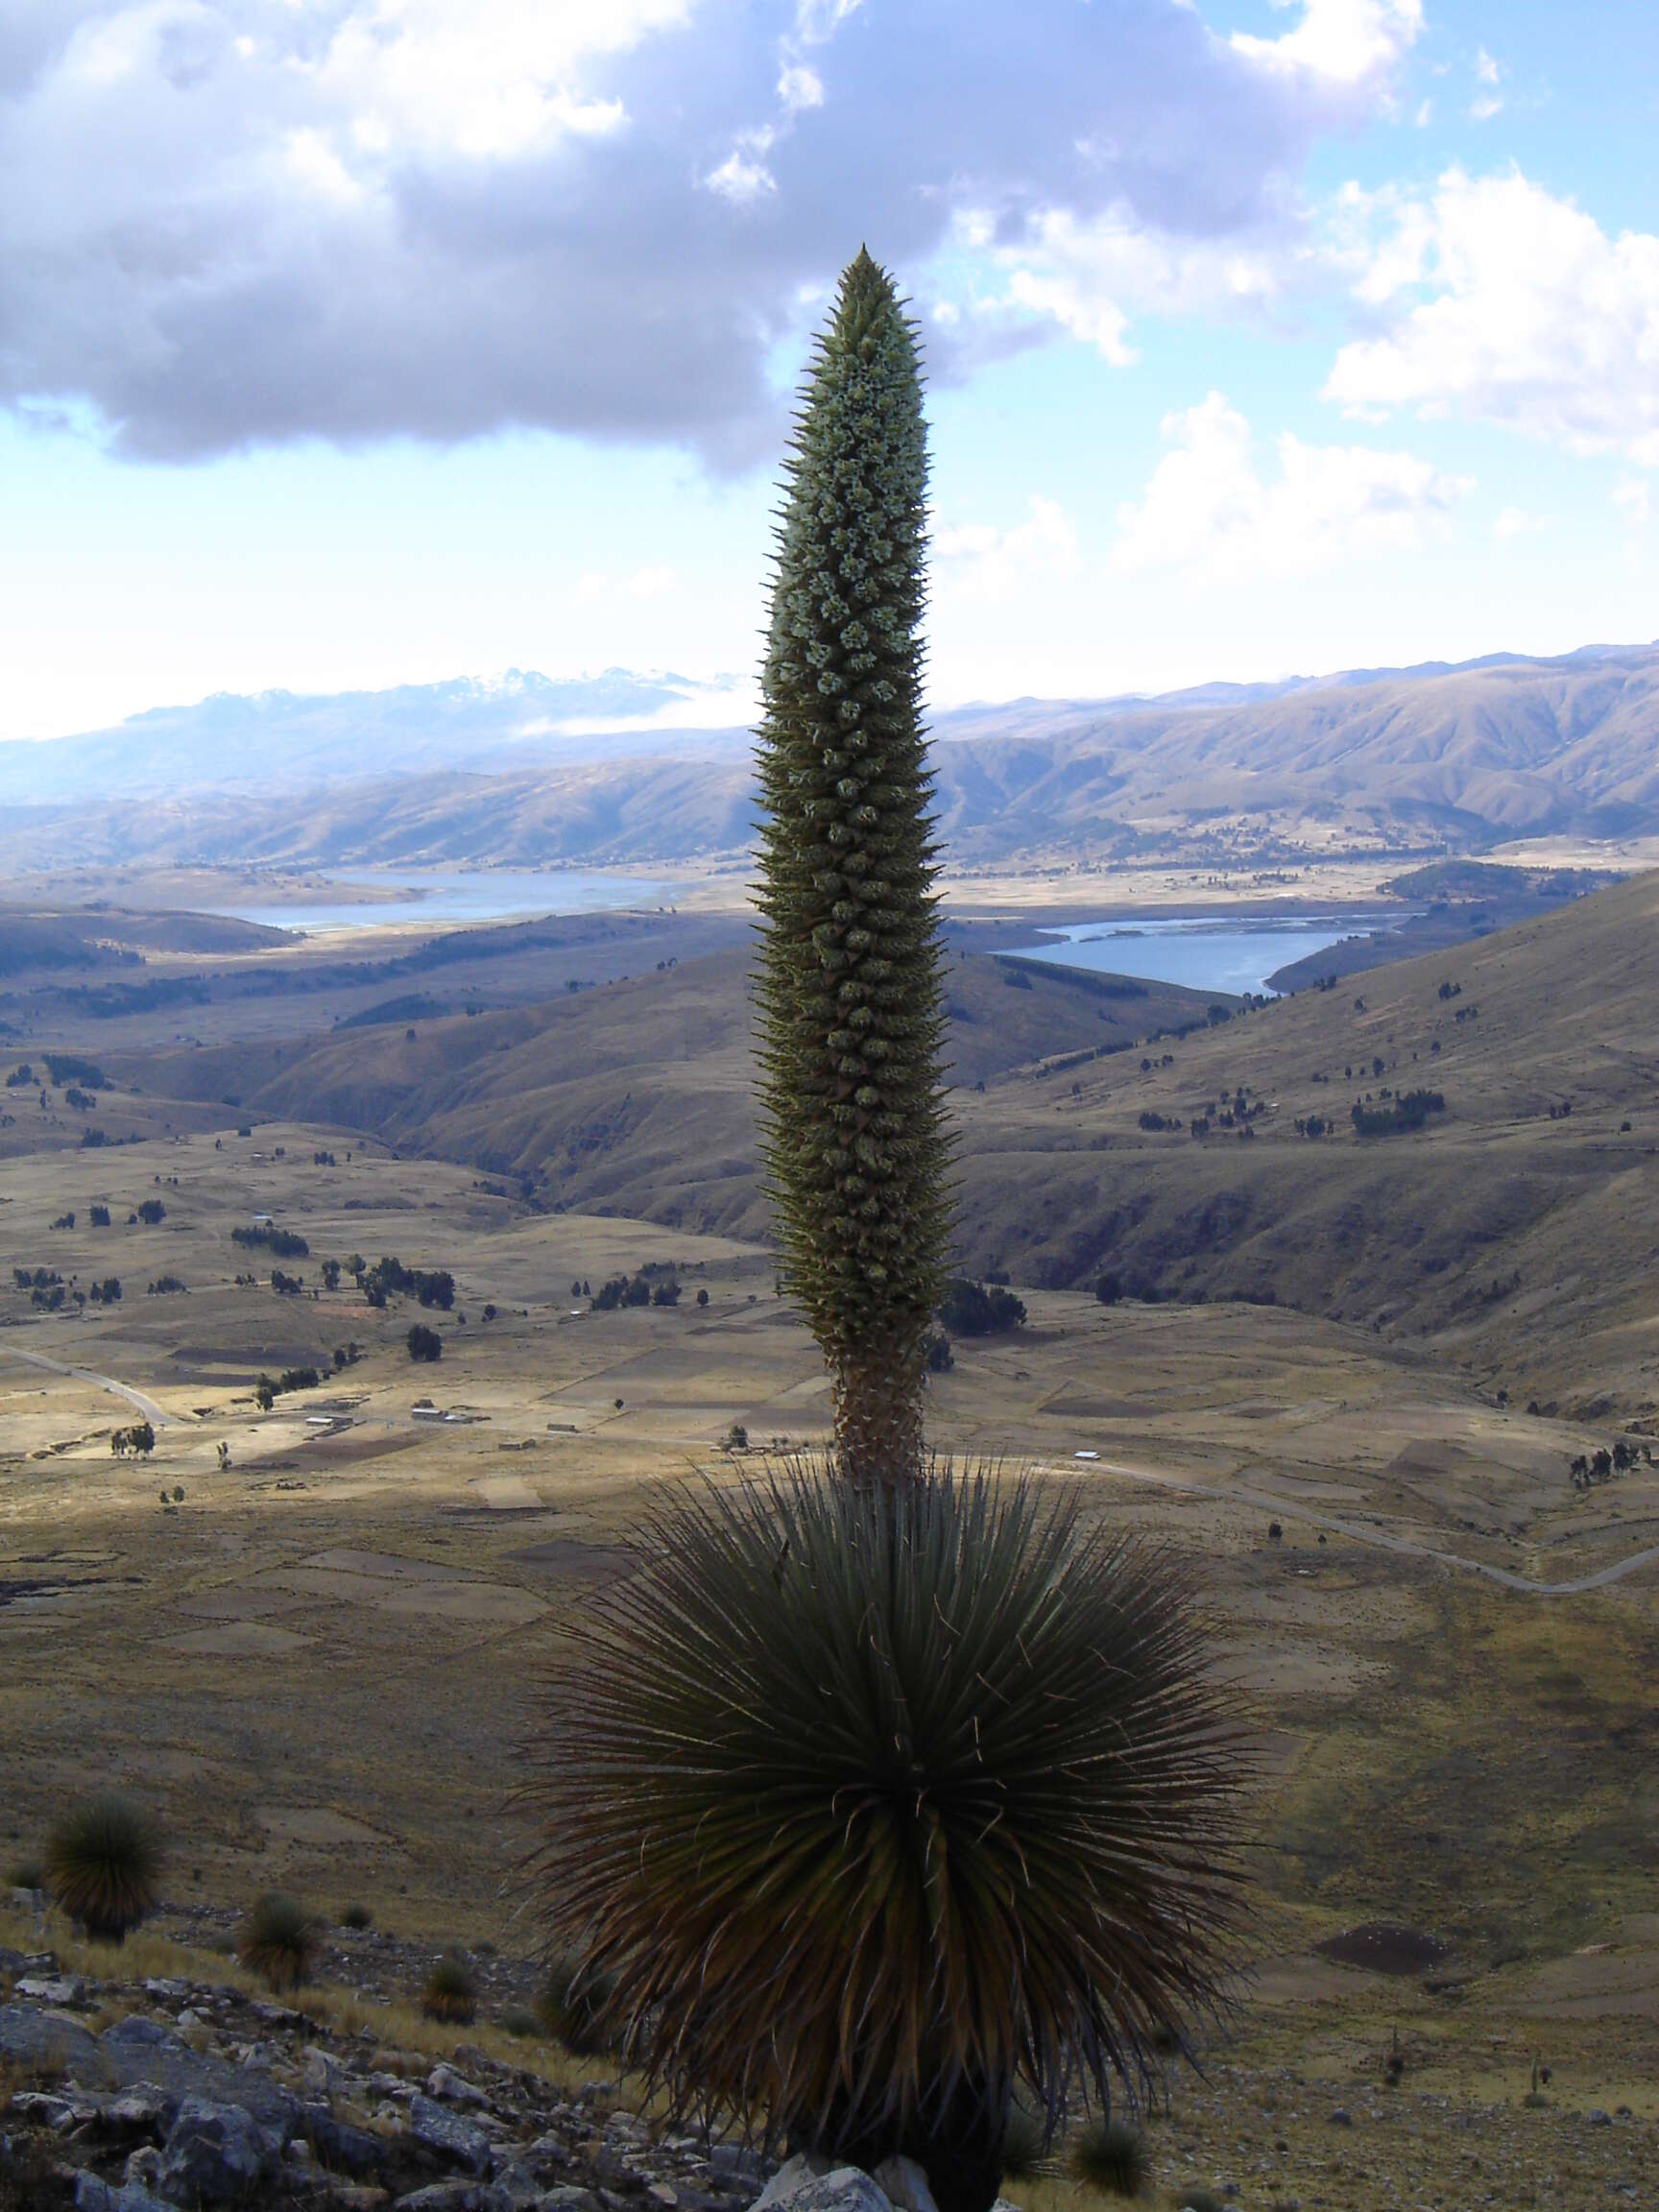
754 248 952 1486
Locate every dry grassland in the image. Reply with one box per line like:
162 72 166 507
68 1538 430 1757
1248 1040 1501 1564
3 1124 1656 2203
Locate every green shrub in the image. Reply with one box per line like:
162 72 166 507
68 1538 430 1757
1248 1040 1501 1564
1071 2118 1149 2199
531 1463 1244 2210
44 1792 161 1942
1176 2192 1224 2212
5 1858 43 1892
240 1892 318 1990
500 2003 541 2039
537 1952 620 2055
421 1952 476 2024
340 1901 373 1931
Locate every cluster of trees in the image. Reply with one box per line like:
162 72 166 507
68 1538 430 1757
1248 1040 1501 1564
135 1198 165 1224
592 1270 681 1310
407 1323 443 1363
253 1366 324 1410
88 1277 121 1303
270 1268 304 1295
89 1205 110 1227
938 1278 1027 1337
1351 1089 1445 1138
1569 1439 1649 1491
110 1422 155 1458
44 1054 105 1087
232 1222 310 1258
146 1276 187 1296
357 1255 454 1310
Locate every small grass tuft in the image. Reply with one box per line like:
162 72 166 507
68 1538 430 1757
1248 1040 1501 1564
998 2099 1051 2182
1176 2192 1224 2212
1071 2118 1149 2200
421 1951 477 2024
4 1860 43 1893
340 1902 373 1931
500 2003 541 2039
536 1952 619 2056
239 1892 319 1990
44 1792 160 1944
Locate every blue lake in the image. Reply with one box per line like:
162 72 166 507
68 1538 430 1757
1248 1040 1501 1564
207 867 669 938
1001 912 1403 998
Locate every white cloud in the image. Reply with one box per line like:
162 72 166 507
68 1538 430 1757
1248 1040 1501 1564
315 0 682 162
1493 505 1540 540
777 63 824 110
0 0 1423 463
936 496 1079 597
1327 169 1659 464
1614 478 1650 533
1469 49 1503 122
1113 392 1471 576
706 132 779 204
1230 0 1423 88
981 203 1295 367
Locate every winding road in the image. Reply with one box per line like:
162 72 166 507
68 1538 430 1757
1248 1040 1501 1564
0 1342 175 1429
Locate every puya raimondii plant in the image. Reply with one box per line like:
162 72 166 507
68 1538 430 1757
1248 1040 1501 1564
754 248 951 1487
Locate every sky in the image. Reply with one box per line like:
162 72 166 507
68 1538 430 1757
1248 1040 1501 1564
1 0 1656 740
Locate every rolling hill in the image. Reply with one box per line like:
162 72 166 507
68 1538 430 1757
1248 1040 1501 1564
100 871 1659 1422
5 641 1658 871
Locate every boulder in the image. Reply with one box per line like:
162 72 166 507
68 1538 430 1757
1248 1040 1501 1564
751 2162 892 2212
303 2102 394 2177
428 2066 491 2108
72 2173 176 2212
408 2093 493 2176
156 2094 281 2204
872 2160 937 2212
752 2155 832 2212
0 1999 112 2086
99 2014 297 2138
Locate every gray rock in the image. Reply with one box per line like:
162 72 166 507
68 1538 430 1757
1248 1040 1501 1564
409 2093 493 2176
14 1974 84 2007
72 2174 176 2212
303 2102 393 2177
156 2094 281 2205
486 2165 543 2210
535 2191 603 2212
1327 2107 1353 2128
100 2014 297 2138
394 2185 484 2210
751 2165 890 2212
429 2065 491 2108
0 1999 112 2085
752 2155 833 2212
872 2159 935 2212
304 2045 354 2101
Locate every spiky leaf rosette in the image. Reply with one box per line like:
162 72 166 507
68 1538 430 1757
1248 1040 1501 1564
528 1463 1247 2212
44 1791 161 1944
755 250 951 1484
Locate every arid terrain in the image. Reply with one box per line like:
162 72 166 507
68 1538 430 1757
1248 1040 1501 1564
4 865 1658 2203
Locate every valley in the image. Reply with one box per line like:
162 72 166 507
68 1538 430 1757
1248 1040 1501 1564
3 867 1659 2202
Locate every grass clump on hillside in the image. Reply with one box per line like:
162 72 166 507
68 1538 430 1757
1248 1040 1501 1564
239 1892 318 1990
1071 2118 1149 2199
44 1792 161 1943
421 1952 477 2024
537 1952 620 2055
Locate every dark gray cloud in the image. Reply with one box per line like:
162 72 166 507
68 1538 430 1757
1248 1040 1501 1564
0 0 1414 464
